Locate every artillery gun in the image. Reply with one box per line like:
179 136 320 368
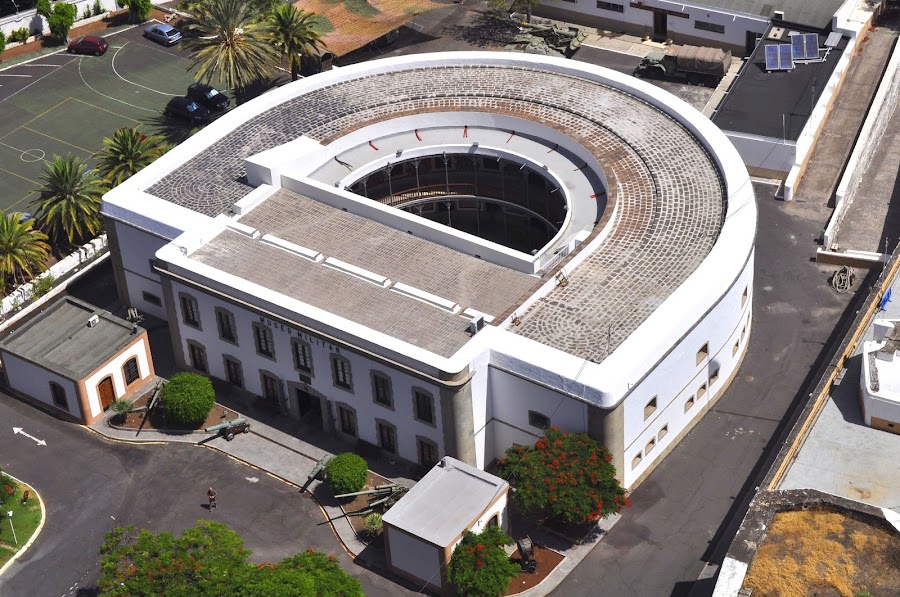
204 417 250 441
335 483 408 516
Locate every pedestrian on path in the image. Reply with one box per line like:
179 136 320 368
207 486 217 509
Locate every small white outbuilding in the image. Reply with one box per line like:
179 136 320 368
383 457 509 594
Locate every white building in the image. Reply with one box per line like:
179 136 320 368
860 319 900 434
383 457 509 594
535 0 849 55
102 52 756 489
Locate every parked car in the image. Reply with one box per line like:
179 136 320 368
144 23 182 46
164 97 211 124
187 83 230 111
67 35 108 56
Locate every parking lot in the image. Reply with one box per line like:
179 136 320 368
0 23 198 213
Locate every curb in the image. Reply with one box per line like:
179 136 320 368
0 474 46 577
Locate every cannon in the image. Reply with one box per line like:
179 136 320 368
517 536 537 573
204 417 250 441
334 483 408 515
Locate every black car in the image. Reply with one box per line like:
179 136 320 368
187 83 230 111
164 97 211 124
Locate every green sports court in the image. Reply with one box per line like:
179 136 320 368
0 25 199 214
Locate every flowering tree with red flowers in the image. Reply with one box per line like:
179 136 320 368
447 526 520 597
499 427 630 524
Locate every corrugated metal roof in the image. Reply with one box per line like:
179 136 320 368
690 0 846 29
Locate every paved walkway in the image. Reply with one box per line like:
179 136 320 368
89 388 612 596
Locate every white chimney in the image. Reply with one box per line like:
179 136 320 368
87 314 100 328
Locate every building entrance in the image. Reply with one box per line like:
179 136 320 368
295 388 324 429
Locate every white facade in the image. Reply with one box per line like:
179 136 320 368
82 338 153 420
103 52 756 489
1 353 80 418
0 0 121 39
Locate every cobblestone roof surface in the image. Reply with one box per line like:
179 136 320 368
151 64 725 363
238 189 537 318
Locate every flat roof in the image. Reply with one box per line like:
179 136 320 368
0 296 144 380
713 28 847 140
383 457 508 547
691 0 846 29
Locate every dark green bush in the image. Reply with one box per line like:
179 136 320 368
10 28 30 43
161 372 215 424
326 453 368 495
0 31 6 57
93 0 103 16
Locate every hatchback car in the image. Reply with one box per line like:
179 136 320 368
144 23 182 46
187 83 230 111
164 97 211 124
67 35 108 56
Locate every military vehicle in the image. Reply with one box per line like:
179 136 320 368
633 45 731 87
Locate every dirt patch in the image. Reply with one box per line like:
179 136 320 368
506 543 564 595
113 389 237 434
337 470 396 547
742 507 900 597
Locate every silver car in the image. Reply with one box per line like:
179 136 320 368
144 23 182 46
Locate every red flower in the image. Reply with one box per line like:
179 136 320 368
476 544 485 551
475 560 484 568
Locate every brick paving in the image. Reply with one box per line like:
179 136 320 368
153 64 725 362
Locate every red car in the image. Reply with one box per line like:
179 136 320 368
67 35 108 56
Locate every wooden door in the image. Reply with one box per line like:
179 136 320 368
98 377 115 411
653 12 667 41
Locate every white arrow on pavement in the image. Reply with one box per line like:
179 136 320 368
12 427 46 446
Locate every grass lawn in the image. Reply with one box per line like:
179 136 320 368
0 479 43 568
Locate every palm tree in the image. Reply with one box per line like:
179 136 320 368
0 211 50 288
182 0 278 97
31 154 105 245
268 4 324 82
95 128 170 187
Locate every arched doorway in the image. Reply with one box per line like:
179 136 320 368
97 376 115 411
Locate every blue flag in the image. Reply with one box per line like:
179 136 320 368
880 288 892 311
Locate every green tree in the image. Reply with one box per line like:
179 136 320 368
326 453 368 495
182 0 278 98
267 4 324 81
160 372 215 424
447 526 520 597
98 521 363 596
31 154 104 245
0 31 7 58
95 128 170 186
0 212 49 287
36 0 52 19
120 0 153 24
48 1 77 42
498 427 630 524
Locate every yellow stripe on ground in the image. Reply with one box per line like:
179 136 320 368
67 96 142 123
22 126 94 155
0 98 72 141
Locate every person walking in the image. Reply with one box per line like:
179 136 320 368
207 486 217 509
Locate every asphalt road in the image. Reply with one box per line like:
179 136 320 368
0 395 409 596
551 183 859 596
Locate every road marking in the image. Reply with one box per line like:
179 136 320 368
111 42 180 96
0 166 38 184
68 96 144 122
24 64 65 67
245 476 259 483
75 59 157 114
0 97 71 142
0 140 50 163
13 427 46 446
23 127 93 154
0 58 69 103
0 74 32 77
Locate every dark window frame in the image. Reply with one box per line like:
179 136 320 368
215 307 238 345
122 357 140 386
596 1 624 12
142 291 162 307
179 293 201 329
331 354 353 392
253 323 276 360
695 20 725 34
50 381 68 410
337 403 358 437
528 410 550 429
291 337 314 376
223 355 244 389
417 436 438 468
376 419 398 454
412 388 435 426
372 371 394 409
187 341 208 373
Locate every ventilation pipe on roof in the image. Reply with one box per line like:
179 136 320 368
773 10 785 21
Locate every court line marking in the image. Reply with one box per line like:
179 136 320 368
21 64 66 68
0 140 50 164
0 56 71 104
76 57 157 114
112 42 180 96
67 96 143 123
0 167 39 185
0 74 32 78
22 127 94 154
0 98 71 141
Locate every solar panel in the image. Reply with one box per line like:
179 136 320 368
765 45 780 70
803 33 819 59
825 32 842 48
778 44 793 70
791 34 805 60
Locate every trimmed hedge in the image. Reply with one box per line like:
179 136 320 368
161 372 215 424
326 453 368 495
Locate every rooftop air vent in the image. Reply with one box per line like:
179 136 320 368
468 315 486 335
87 314 100 328
773 10 785 21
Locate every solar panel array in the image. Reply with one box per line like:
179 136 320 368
791 33 820 60
764 44 794 71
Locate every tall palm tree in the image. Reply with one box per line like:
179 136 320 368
95 128 170 187
182 0 278 96
268 4 325 82
0 211 50 288
31 154 105 246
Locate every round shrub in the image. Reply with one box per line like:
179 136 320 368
161 372 215 424
364 513 383 537
326 453 368 495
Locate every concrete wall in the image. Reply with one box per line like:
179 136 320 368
81 335 153 420
0 0 121 39
535 0 768 54
723 131 797 179
108 219 170 319
168 279 447 466
1 352 80 419
385 526 442 589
